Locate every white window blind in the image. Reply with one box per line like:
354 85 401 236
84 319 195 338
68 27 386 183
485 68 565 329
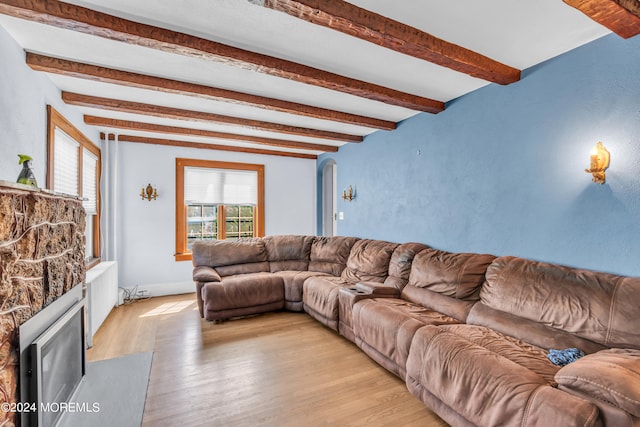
82 149 98 215
53 128 79 196
185 167 257 205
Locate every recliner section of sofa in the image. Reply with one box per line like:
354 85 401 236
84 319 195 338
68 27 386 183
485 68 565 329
406 325 602 427
303 239 398 330
338 241 428 342
405 255 640 427
191 235 640 427
193 238 279 320
351 248 496 379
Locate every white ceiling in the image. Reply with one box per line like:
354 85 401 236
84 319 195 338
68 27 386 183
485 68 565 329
0 0 610 157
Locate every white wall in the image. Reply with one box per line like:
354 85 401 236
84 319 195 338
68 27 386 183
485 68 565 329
0 25 99 184
109 140 316 293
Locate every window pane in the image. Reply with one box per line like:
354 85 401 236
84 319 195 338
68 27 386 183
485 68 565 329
187 205 202 218
53 128 79 196
202 205 217 219
187 223 202 237
82 149 98 214
202 221 216 237
226 205 239 217
186 203 219 246
226 220 238 233
223 204 254 240
240 220 253 233
187 237 198 250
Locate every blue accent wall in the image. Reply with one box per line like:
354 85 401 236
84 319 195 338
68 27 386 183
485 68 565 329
317 34 640 277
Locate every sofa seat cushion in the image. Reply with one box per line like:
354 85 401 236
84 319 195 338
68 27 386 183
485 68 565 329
406 325 600 427
303 275 351 330
352 298 460 378
440 324 560 386
273 270 331 311
201 272 284 320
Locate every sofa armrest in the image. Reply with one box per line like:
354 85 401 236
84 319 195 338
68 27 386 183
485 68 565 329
338 285 385 341
339 286 380 311
355 281 400 298
555 348 640 417
193 266 221 283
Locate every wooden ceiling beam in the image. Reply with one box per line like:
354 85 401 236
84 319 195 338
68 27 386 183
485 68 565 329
62 92 363 142
113 134 317 159
252 0 520 85
0 0 444 113
563 0 640 38
27 53 395 130
84 115 339 152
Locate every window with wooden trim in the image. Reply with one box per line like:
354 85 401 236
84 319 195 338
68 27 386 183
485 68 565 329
47 106 101 268
175 158 264 261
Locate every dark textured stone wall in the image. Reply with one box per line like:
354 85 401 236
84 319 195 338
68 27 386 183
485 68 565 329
0 186 86 427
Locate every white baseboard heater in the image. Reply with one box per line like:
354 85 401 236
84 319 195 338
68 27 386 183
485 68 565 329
85 261 118 347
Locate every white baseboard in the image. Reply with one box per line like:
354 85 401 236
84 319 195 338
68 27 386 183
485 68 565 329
119 281 195 304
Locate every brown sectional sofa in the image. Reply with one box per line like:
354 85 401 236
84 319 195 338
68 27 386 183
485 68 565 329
192 235 640 427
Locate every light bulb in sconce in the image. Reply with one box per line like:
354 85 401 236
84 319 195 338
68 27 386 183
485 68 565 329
584 142 610 185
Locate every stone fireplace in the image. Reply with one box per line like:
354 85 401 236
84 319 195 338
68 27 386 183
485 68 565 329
0 183 86 427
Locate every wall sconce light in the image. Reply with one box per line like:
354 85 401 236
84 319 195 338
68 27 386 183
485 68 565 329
584 142 610 185
342 185 355 202
141 183 158 201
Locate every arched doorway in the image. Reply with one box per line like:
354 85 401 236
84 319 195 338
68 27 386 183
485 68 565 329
322 160 337 236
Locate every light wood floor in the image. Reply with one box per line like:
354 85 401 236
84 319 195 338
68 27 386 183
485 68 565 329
87 293 448 427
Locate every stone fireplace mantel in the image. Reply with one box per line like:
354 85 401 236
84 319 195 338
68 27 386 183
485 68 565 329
0 182 86 427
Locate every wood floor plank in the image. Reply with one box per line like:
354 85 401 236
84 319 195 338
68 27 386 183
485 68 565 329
88 293 448 426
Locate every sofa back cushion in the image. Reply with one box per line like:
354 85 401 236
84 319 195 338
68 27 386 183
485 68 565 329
401 248 496 321
341 239 399 283
263 235 314 272
471 256 640 350
308 236 359 276
384 242 429 290
191 238 269 277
